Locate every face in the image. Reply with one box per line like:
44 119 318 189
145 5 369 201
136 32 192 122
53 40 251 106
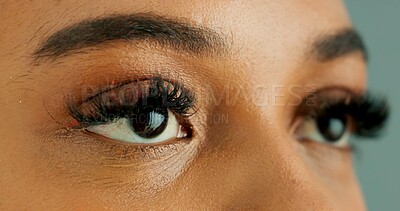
0 0 389 210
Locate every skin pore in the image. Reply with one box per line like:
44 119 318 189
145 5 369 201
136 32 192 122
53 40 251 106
0 0 384 210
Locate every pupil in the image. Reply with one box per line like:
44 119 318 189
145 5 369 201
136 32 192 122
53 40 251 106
316 115 346 142
129 108 168 139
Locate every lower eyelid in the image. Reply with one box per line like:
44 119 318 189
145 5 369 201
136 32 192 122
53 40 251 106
54 128 189 161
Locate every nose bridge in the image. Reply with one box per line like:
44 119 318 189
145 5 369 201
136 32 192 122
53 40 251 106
182 86 338 210
199 75 335 208
240 136 334 209
219 98 335 209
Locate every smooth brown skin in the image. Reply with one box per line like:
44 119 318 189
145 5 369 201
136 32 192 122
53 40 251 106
0 0 367 210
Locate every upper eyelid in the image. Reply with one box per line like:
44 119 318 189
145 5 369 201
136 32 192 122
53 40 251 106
65 77 195 124
294 87 389 138
71 76 189 104
296 86 361 114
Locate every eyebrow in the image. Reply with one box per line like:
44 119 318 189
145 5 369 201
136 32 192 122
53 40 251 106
33 14 226 61
312 29 368 61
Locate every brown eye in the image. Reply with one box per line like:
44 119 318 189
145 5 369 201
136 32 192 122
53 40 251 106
316 114 347 142
130 107 168 139
294 115 351 148
86 109 188 144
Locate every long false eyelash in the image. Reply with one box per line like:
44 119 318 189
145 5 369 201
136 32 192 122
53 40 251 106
66 77 195 127
298 88 390 138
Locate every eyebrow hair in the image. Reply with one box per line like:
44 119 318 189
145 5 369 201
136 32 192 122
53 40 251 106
33 14 226 61
312 29 368 61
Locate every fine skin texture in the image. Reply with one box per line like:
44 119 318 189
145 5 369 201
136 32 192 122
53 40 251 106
0 0 369 210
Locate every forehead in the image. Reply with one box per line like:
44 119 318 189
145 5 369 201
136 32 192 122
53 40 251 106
2 0 352 61
1 0 356 89
2 0 351 43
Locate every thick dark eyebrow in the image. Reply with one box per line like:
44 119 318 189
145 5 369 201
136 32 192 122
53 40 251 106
312 29 368 62
33 14 226 61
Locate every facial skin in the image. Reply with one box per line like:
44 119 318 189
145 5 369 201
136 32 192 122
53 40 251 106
0 0 372 210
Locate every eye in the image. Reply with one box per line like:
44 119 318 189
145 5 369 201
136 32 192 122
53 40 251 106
66 78 195 145
291 88 390 150
294 114 351 148
87 108 188 144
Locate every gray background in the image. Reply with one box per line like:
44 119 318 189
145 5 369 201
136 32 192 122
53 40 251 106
346 1 400 210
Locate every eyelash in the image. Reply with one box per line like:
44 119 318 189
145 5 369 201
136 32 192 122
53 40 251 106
65 80 389 150
296 88 389 139
66 77 195 128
